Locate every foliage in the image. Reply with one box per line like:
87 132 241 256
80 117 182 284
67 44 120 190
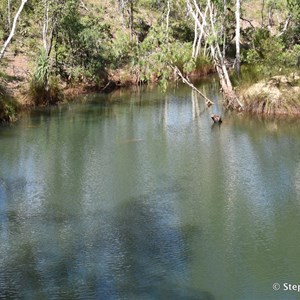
0 77 18 122
54 8 113 84
29 51 62 105
243 26 300 77
129 24 198 88
288 0 300 21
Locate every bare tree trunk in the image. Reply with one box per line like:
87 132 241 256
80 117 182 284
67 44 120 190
117 0 126 28
192 13 198 57
187 0 243 109
207 0 243 109
166 0 171 42
0 0 28 60
235 0 241 78
129 0 134 41
261 0 265 27
43 0 49 54
222 0 227 58
43 0 56 58
187 0 208 57
79 0 89 11
195 6 208 57
7 0 11 30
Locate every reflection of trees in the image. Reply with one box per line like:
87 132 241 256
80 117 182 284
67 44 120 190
3 81 300 299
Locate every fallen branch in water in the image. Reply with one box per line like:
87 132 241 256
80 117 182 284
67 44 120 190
171 65 214 107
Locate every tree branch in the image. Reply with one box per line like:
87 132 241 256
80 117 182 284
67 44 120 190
79 0 89 11
278 14 291 36
171 65 214 106
240 16 255 29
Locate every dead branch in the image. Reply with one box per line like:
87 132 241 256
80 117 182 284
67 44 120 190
79 0 89 11
278 14 291 36
240 16 255 30
171 65 214 106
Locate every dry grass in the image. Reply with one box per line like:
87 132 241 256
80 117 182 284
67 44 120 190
242 73 300 116
242 0 262 28
241 0 289 33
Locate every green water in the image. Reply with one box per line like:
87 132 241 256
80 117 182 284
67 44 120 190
1 80 300 299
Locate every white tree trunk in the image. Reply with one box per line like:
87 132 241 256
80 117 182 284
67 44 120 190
7 0 11 30
222 0 227 58
187 0 207 57
42 0 56 58
43 0 49 54
187 0 243 109
261 0 265 27
166 0 170 38
192 14 198 57
235 0 241 77
0 0 28 60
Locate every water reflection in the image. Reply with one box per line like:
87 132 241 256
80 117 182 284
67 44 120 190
0 81 300 299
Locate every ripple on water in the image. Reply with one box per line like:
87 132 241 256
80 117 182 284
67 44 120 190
0 84 300 299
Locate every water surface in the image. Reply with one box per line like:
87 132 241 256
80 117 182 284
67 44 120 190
1 80 300 299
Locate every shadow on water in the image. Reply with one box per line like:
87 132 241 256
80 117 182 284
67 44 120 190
110 194 214 300
0 180 215 300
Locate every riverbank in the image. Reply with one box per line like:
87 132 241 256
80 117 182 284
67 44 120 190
2 70 300 123
240 73 300 116
0 57 216 123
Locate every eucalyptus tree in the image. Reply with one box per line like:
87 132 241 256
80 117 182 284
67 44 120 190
261 0 265 27
116 0 137 41
42 0 59 59
235 0 240 77
0 0 28 60
7 0 11 30
186 0 243 109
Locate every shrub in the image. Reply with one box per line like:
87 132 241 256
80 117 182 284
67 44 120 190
29 51 63 105
0 81 19 122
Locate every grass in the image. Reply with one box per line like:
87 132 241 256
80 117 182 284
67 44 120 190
28 76 63 106
241 72 300 116
231 64 265 91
